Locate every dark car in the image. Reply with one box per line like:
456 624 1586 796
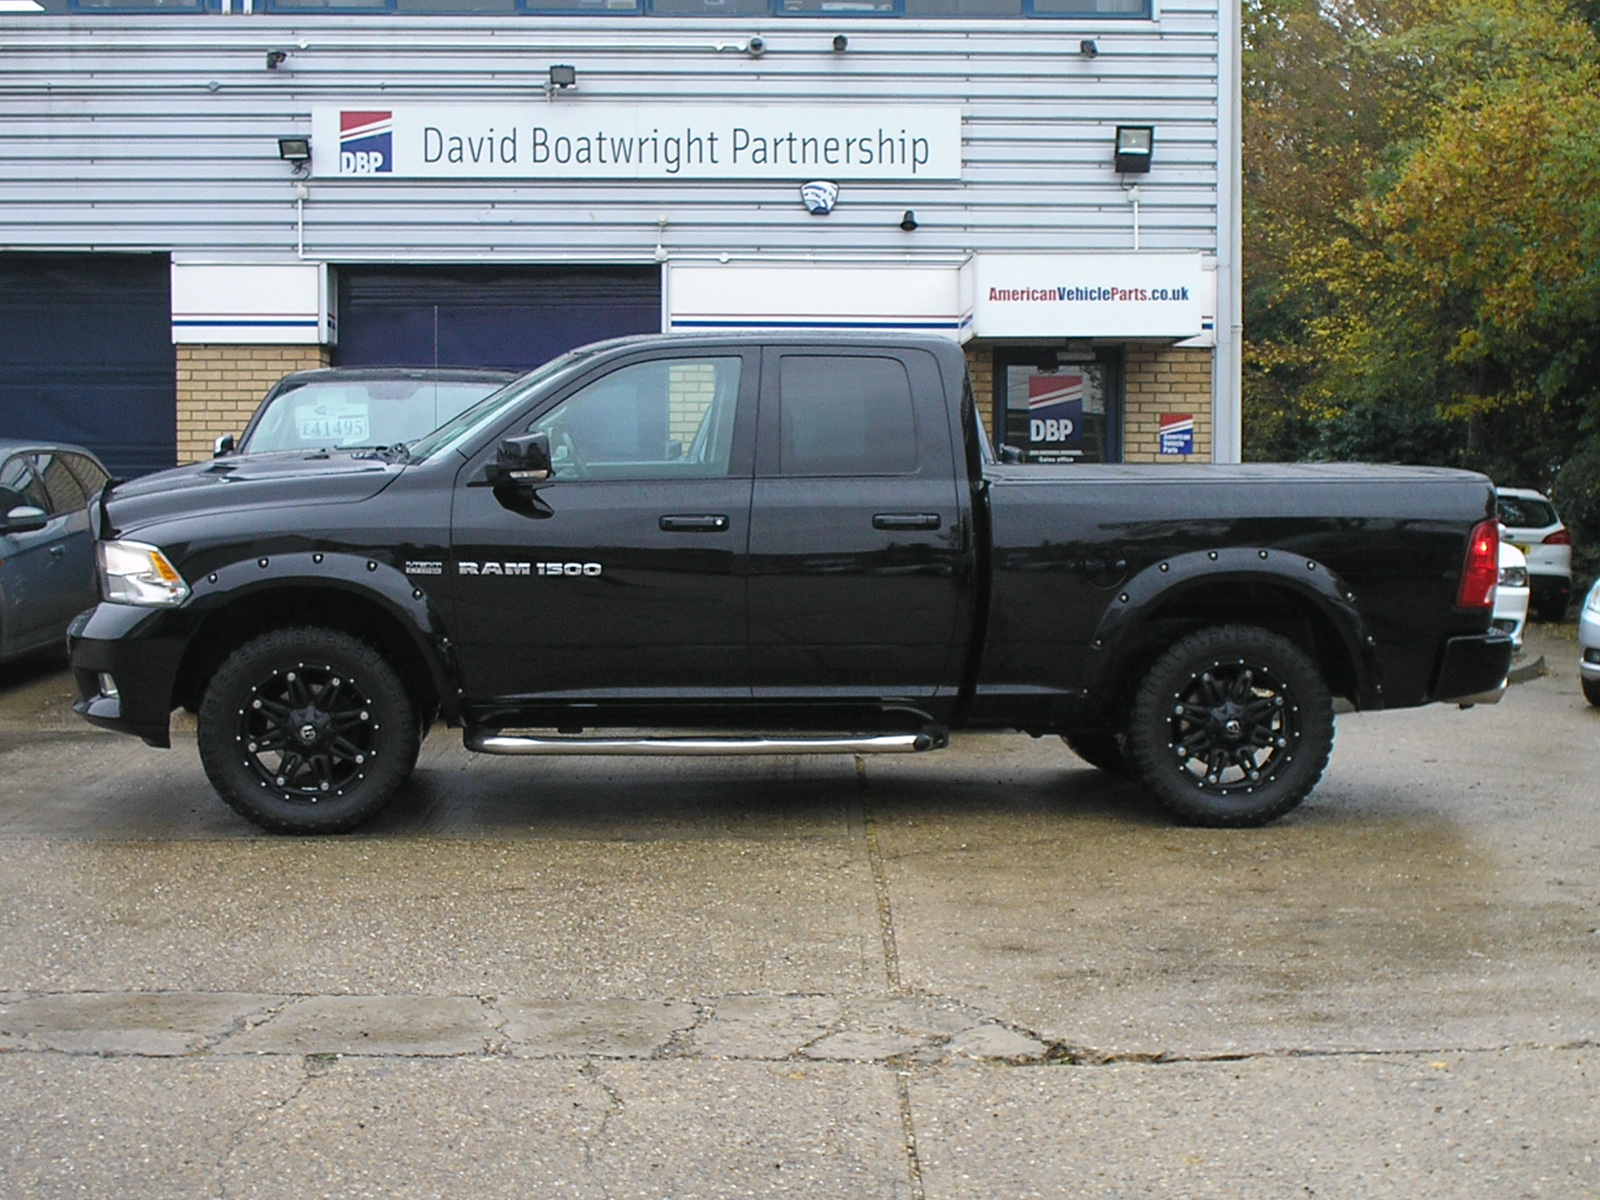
0 440 110 663
224 367 519 457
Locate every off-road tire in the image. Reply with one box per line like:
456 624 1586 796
1061 730 1128 774
198 626 418 834
1125 624 1333 827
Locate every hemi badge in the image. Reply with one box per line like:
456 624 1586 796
404 561 443 575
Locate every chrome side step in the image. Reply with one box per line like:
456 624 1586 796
465 731 941 756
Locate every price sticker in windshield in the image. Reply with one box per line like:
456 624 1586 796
295 402 370 445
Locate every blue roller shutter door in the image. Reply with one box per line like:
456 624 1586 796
334 266 661 372
0 254 176 479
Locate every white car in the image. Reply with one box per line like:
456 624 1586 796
1496 487 1573 621
1493 540 1530 653
1579 578 1600 707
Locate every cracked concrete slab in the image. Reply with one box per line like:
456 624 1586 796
942 1023 1050 1063
803 1029 929 1061
496 997 700 1058
0 991 280 1056
222 995 496 1057
690 994 844 1059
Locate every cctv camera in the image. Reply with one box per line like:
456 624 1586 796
746 35 766 57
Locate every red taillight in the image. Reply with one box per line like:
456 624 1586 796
1544 528 1572 545
1456 519 1499 609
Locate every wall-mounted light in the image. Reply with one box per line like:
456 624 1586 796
900 210 918 232
549 64 577 90
265 48 289 70
832 34 849 51
745 36 766 57
1079 39 1098 57
1113 125 1153 174
277 136 311 166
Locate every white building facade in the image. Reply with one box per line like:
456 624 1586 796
0 0 1239 476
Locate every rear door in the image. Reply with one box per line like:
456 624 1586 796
746 347 968 707
0 455 61 651
449 349 758 704
29 451 97 628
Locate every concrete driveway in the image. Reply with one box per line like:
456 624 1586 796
0 627 1596 1198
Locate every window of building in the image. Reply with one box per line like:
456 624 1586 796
992 345 1122 464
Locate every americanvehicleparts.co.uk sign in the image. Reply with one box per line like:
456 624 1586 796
309 105 963 181
972 253 1212 339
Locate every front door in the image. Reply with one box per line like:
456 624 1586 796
746 348 968 707
449 351 757 705
0 454 62 651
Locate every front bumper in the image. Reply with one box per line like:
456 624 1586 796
1580 603 1600 683
1432 630 1515 706
68 604 187 747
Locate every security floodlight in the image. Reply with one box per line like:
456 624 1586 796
1079 39 1098 57
1114 125 1153 174
549 64 577 90
833 34 848 51
266 48 289 69
277 136 311 164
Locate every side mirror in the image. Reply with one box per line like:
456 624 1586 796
2 505 49 534
213 434 236 458
998 443 1024 464
485 432 553 488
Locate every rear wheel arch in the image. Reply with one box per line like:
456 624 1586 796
1080 562 1374 728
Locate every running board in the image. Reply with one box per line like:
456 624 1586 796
465 731 942 756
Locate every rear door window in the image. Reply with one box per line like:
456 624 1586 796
776 355 918 476
62 453 111 496
31 452 89 513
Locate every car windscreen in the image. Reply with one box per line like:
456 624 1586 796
239 379 510 454
1497 496 1559 529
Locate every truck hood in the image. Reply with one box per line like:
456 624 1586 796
102 451 403 537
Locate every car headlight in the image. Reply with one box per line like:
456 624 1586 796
1498 565 1528 588
1587 581 1600 614
97 540 190 607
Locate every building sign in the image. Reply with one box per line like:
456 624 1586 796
310 106 963 181
1159 413 1196 455
972 253 1209 339
1027 373 1085 461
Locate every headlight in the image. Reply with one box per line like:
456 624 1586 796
97 540 190 607
1586 582 1600 614
1498 565 1528 588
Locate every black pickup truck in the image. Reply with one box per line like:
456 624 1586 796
68 333 1511 833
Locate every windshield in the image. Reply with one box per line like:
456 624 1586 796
1497 495 1559 529
240 378 510 454
406 351 595 463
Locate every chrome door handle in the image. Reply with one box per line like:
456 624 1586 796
49 545 65 558
659 514 729 532
872 513 941 531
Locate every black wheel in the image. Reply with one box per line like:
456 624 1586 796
1061 730 1127 774
1125 625 1333 827
1583 677 1600 708
198 627 418 834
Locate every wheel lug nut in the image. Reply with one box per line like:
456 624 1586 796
275 776 286 786
252 699 262 709
360 711 370 721
355 754 365 764
247 742 258 752
320 782 330 792
286 672 296 682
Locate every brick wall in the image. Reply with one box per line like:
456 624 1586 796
964 341 1213 464
175 344 331 463
1122 345 1213 464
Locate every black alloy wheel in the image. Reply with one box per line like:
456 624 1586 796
198 627 418 834
1125 624 1333 827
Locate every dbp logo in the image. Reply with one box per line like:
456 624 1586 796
340 111 393 175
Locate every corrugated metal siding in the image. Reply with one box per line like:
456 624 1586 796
0 11 1219 261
